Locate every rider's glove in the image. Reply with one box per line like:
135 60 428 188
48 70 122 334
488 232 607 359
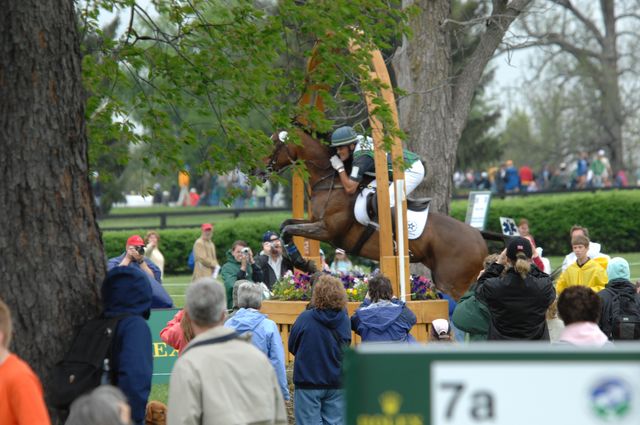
330 155 344 172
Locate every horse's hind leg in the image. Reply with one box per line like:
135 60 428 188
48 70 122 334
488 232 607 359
279 218 310 233
282 221 331 242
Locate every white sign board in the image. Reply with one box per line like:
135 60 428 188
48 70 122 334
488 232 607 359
465 191 491 230
499 217 520 236
431 361 640 425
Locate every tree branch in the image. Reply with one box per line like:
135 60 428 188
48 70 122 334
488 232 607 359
550 0 604 48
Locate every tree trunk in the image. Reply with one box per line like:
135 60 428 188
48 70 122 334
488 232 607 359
0 0 104 418
393 0 453 214
600 0 624 172
393 0 531 214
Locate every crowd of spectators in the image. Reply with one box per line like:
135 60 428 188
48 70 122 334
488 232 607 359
4 216 640 425
453 149 638 195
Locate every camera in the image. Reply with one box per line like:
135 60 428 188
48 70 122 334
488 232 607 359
241 247 250 255
134 246 145 255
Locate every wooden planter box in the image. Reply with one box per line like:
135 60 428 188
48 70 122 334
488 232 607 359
261 299 449 364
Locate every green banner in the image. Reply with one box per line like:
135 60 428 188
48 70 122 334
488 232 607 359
148 308 181 384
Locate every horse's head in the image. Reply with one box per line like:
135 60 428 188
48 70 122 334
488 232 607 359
254 129 332 183
252 131 297 181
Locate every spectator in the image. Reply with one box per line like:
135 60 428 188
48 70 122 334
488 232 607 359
518 164 534 192
220 240 263 309
191 223 219 282
556 235 608 295
176 168 190 207
101 267 153 425
255 230 317 289
225 282 290 400
615 168 629 187
590 151 607 188
159 309 194 354
188 188 200 206
0 298 50 425
108 234 161 282
319 249 331 272
144 231 165 280
503 160 520 193
598 257 640 340
451 254 498 341
65 385 131 425
168 279 287 425
517 218 546 272
561 225 610 271
575 151 589 189
330 248 353 274
351 274 416 342
549 162 570 190
289 275 351 425
557 286 609 346
476 237 555 340
429 318 454 342
107 235 172 308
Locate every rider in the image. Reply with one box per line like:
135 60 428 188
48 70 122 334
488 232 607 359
328 126 425 222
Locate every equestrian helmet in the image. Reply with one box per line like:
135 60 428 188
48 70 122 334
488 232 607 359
330 126 358 147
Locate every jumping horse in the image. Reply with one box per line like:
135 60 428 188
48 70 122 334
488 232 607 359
259 129 488 299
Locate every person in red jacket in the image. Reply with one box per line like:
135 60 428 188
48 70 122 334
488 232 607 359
160 309 194 354
0 298 51 425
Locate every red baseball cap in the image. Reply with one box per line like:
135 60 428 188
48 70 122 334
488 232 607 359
201 223 213 231
126 235 145 246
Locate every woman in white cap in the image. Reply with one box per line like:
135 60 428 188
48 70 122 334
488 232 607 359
476 237 556 341
330 248 353 274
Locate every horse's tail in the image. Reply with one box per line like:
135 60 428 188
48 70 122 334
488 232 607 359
479 230 513 245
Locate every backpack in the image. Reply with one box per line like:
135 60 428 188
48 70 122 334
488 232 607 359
50 314 128 409
187 250 195 271
611 292 640 340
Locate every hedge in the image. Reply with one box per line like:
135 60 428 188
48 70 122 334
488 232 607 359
450 190 640 256
103 190 640 274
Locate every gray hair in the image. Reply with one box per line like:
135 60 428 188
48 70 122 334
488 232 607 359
237 281 263 309
65 385 129 425
186 278 226 327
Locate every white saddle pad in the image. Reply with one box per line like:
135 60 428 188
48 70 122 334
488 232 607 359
354 188 429 240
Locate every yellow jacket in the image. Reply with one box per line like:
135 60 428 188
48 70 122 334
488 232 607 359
556 259 608 295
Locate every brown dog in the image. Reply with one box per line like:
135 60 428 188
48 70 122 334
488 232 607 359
145 400 167 425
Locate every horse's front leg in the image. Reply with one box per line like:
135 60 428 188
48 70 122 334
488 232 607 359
282 220 331 242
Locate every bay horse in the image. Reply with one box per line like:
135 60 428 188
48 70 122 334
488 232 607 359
260 129 488 299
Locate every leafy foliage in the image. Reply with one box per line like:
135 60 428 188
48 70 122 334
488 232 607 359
81 0 409 189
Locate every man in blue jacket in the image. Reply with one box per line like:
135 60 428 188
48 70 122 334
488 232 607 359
107 234 173 308
101 267 153 425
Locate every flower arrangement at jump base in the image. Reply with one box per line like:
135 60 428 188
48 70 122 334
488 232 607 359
271 270 438 302
410 274 438 301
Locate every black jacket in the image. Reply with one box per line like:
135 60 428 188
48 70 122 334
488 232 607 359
476 262 555 340
254 251 316 289
598 278 638 338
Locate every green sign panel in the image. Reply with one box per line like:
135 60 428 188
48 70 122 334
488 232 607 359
148 308 181 384
344 344 640 425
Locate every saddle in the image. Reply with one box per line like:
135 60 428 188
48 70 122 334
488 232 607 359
366 191 430 223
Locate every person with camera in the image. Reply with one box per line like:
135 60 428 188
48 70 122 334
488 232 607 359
108 235 161 282
254 230 317 290
107 235 173 308
220 240 264 309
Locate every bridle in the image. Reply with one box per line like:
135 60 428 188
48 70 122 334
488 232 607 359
266 136 296 173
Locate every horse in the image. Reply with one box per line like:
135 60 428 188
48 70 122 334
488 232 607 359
258 129 488 299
